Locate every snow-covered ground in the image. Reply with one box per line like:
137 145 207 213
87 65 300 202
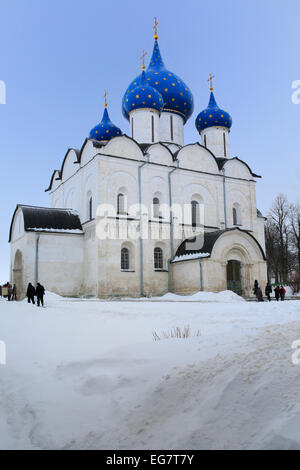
0 291 300 450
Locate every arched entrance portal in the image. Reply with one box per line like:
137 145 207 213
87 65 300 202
227 260 242 295
13 250 23 299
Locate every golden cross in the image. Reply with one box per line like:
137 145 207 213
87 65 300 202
140 50 147 71
104 90 108 108
153 17 158 39
207 73 215 92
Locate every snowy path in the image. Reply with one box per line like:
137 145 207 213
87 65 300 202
0 292 300 450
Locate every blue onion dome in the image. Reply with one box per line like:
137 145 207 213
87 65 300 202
124 70 163 115
89 97 122 141
122 37 194 123
195 89 232 133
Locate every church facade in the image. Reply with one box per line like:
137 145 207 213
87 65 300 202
9 26 267 298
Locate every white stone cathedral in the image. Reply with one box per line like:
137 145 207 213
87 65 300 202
9 24 267 298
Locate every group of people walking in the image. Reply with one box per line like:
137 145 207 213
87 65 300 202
254 280 286 302
26 283 45 307
0 282 45 306
0 282 17 301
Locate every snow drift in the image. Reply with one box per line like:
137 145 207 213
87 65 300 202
0 293 300 449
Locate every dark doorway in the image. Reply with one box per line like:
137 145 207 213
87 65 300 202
227 260 242 295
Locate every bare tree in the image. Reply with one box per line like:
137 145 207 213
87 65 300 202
289 203 300 290
266 194 296 282
265 219 281 282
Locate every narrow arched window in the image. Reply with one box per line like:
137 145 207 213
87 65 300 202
170 115 174 141
191 200 199 228
153 197 160 218
89 197 93 220
121 247 130 270
223 132 227 156
151 115 154 143
117 193 126 214
131 117 134 139
154 247 163 270
233 207 238 225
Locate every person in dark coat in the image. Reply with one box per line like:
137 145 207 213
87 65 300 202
26 283 36 304
279 285 286 301
11 284 17 301
256 286 264 302
36 283 45 307
265 282 272 302
253 280 259 296
7 283 12 301
274 286 280 301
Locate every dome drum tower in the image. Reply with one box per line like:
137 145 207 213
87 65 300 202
122 26 194 147
130 108 160 144
159 111 184 146
195 79 232 158
200 126 230 157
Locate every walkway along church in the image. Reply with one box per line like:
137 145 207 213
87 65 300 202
9 23 267 298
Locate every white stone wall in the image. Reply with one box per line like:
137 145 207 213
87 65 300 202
37 233 84 296
10 225 84 298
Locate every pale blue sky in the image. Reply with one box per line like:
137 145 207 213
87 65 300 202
0 0 299 281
